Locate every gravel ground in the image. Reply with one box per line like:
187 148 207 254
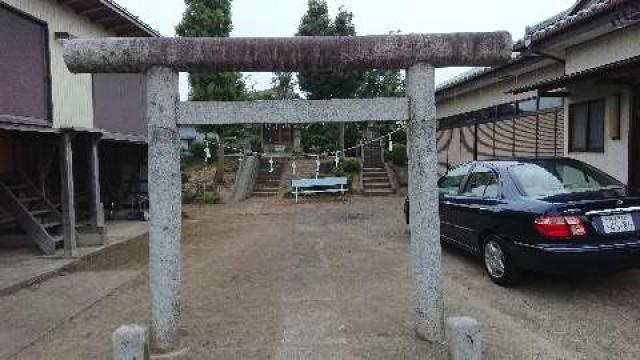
9 195 640 359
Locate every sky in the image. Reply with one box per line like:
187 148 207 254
115 0 577 99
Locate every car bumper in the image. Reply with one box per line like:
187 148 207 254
510 240 640 273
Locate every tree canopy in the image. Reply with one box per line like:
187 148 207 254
297 1 365 153
176 0 250 181
296 1 363 100
176 0 246 102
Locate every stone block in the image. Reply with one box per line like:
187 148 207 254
112 324 149 360
446 317 482 360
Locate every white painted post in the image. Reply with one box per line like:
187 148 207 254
146 66 182 352
406 63 444 342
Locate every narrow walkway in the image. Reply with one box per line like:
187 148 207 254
275 210 347 358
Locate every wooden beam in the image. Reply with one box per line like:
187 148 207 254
59 0 86 6
59 132 76 256
79 6 107 17
107 23 136 33
94 15 120 24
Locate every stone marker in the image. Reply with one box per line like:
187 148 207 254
446 317 482 360
112 325 149 360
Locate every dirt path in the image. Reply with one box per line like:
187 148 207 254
7 196 640 359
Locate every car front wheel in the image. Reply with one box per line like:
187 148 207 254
483 236 521 286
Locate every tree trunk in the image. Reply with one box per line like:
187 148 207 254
339 123 345 151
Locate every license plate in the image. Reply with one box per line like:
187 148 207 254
601 214 636 234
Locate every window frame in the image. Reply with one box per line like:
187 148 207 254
460 165 501 199
0 2 53 126
438 162 474 196
569 99 605 153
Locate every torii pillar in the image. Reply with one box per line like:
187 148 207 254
62 33 512 352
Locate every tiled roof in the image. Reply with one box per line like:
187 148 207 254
436 54 520 92
508 53 640 94
437 0 636 94
514 0 633 50
60 0 160 37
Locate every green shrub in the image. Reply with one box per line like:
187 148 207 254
189 142 207 161
330 167 346 177
341 158 361 173
388 144 407 166
182 189 196 204
203 191 222 204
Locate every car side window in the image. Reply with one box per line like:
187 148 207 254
438 163 473 195
462 166 499 199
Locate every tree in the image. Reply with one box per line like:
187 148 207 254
297 1 364 152
272 72 297 100
176 0 247 183
358 69 405 98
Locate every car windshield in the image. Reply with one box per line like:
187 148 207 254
509 160 624 198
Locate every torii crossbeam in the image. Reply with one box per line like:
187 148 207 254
63 32 512 354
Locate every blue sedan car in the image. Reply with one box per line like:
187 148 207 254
405 158 640 286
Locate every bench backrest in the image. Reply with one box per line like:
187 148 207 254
292 177 348 188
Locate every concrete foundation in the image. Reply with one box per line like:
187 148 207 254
446 317 482 360
407 63 444 342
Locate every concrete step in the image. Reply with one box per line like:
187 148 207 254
364 182 391 189
254 185 280 191
363 176 389 182
253 191 279 197
363 188 394 196
255 180 280 185
362 171 387 176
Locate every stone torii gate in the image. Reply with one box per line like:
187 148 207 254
63 33 511 353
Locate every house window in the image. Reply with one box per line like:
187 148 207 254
569 99 605 152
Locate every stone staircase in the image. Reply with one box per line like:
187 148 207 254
362 167 394 196
360 141 394 196
0 178 65 254
362 142 384 168
253 158 284 197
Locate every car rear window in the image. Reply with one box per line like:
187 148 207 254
509 160 623 198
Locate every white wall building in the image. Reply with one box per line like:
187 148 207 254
435 0 640 190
